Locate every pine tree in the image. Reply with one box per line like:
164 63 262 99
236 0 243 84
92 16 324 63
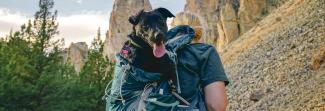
0 0 116 110
76 27 114 111
0 0 77 110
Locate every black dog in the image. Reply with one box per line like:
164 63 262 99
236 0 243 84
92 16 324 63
120 8 176 82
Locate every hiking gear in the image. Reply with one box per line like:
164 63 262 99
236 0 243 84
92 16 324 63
103 25 217 111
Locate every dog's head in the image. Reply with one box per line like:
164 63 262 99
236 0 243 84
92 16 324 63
129 8 175 58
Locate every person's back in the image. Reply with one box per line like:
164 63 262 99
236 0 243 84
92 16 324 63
163 25 229 110
177 43 229 97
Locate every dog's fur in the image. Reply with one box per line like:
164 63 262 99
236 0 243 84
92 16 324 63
120 8 176 81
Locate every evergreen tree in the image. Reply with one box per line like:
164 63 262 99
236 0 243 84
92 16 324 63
76 27 114 111
0 0 77 110
0 0 115 110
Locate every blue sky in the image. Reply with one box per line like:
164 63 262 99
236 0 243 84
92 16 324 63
0 0 185 47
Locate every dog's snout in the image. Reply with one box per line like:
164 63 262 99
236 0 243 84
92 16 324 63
154 32 163 39
154 31 165 43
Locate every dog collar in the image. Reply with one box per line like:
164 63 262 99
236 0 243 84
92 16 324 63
128 39 142 48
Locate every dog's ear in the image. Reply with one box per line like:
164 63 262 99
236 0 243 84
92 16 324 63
154 8 175 18
129 9 144 25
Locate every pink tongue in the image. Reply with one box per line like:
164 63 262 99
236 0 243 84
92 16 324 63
153 42 166 58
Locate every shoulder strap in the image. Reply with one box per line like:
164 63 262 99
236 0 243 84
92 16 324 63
197 89 207 111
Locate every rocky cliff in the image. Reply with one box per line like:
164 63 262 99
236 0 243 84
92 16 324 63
221 0 325 110
218 0 239 51
103 0 152 58
61 42 88 73
172 0 221 48
238 0 266 34
172 0 288 52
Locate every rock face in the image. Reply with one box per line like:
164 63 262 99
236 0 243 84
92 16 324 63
172 0 288 52
103 0 152 58
61 42 88 73
171 1 239 51
238 0 288 34
172 0 240 51
218 1 239 51
221 0 325 110
265 0 288 12
171 12 201 28
182 0 221 45
238 0 266 34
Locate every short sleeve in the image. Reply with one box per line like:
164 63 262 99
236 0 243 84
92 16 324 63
200 46 229 88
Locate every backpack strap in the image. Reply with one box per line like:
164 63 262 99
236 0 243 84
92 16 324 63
171 92 190 106
197 89 207 111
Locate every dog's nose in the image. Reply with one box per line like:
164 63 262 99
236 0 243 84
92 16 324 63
154 32 165 43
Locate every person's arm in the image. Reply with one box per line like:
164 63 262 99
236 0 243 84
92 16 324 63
204 81 228 111
198 46 229 111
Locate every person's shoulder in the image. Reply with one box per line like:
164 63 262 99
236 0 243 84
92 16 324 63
186 43 216 52
179 43 218 59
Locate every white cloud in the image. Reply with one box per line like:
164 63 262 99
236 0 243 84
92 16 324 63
0 8 29 37
0 8 109 47
67 0 83 4
57 11 109 47
76 0 83 4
